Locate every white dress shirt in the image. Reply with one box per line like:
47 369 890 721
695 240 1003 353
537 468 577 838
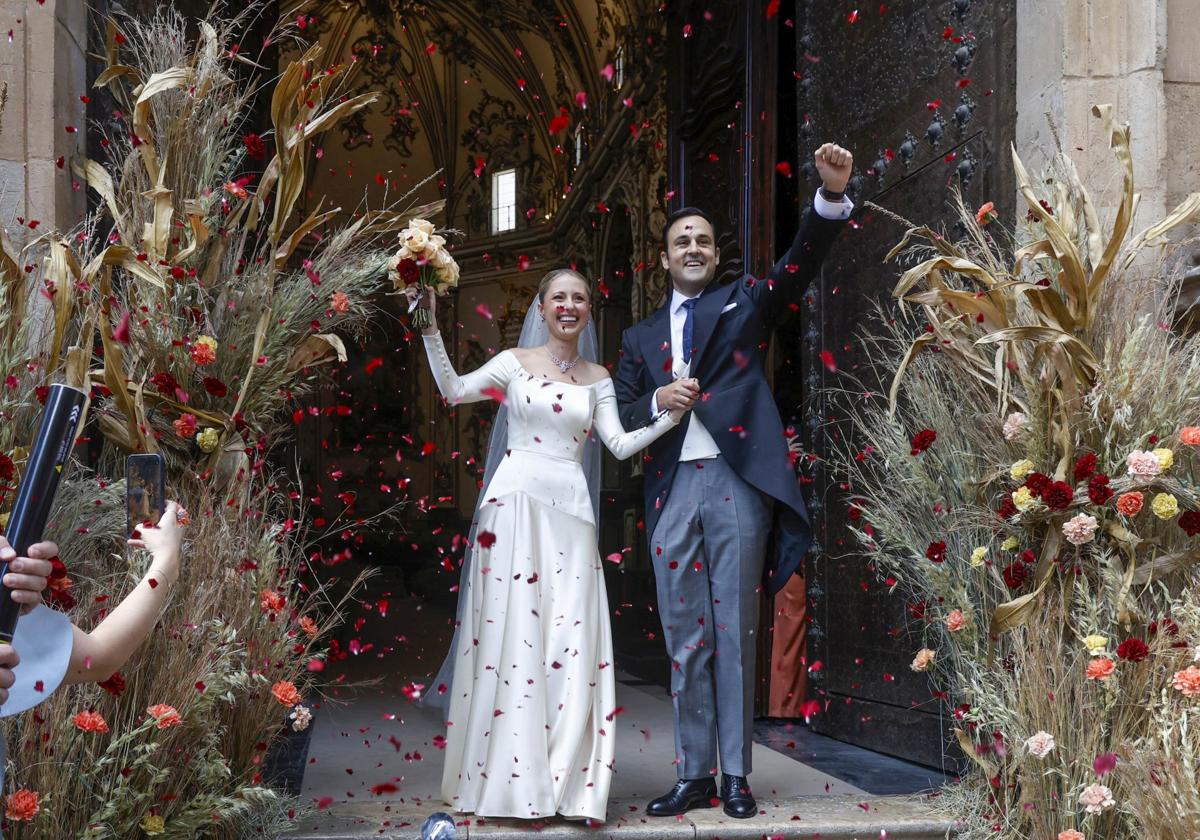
650 190 852 462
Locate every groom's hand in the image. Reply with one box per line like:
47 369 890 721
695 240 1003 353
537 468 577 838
656 379 699 414
814 142 853 194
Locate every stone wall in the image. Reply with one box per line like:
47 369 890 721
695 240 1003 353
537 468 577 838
0 0 86 241
1017 0 1199 225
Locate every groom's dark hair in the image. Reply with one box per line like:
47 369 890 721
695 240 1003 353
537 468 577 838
662 206 715 251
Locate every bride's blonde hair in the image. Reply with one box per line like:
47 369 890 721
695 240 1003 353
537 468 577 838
536 268 591 301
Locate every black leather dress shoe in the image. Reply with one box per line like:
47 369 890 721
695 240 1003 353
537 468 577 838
646 777 718 816
720 774 757 819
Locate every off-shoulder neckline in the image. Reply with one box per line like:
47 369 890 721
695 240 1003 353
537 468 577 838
506 351 610 389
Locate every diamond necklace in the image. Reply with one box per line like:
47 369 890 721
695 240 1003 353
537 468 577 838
547 349 580 373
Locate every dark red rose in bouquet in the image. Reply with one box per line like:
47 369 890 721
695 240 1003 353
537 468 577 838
396 258 421 287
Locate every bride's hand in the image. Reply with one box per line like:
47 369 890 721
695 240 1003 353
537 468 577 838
404 286 438 334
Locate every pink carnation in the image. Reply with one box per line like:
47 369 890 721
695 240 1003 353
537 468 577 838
1126 449 1162 479
1173 665 1200 697
1078 783 1114 814
1062 513 1098 546
1002 412 1027 441
945 609 966 632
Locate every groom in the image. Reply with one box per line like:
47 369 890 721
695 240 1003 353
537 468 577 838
615 143 853 819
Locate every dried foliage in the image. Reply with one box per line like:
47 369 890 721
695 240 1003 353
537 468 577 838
0 4 433 837
837 105 1200 838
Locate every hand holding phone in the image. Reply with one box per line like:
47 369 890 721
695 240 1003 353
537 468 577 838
126 454 166 538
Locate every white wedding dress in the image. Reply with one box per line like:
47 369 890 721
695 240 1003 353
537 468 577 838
423 332 678 822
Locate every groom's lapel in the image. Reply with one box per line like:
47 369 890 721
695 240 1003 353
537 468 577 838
687 280 737 373
641 299 673 388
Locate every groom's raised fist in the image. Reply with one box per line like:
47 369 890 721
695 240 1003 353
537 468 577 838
814 143 853 194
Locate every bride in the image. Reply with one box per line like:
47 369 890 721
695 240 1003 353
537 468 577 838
409 269 692 822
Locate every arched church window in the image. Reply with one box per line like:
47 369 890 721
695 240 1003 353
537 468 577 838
491 169 517 234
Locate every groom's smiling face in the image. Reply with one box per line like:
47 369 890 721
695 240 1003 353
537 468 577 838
662 215 719 296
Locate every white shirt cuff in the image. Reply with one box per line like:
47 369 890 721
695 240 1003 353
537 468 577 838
650 389 660 418
813 190 853 221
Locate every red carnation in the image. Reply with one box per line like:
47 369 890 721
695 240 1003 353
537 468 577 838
926 540 947 563
1041 480 1074 511
203 377 228 398
1073 452 1097 482
243 132 266 161
1180 510 1200 537
396 258 421 286
997 496 1018 520
1024 472 1051 496
98 672 126 696
0 451 13 483
1088 474 1113 506
1116 637 1149 662
1002 561 1029 590
150 371 180 396
910 428 936 456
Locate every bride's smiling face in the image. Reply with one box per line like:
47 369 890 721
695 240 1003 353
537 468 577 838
538 274 591 341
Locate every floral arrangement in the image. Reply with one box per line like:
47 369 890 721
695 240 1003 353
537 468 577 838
838 103 1200 839
0 4 431 837
388 218 460 329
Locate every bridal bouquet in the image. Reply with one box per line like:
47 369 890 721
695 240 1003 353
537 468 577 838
837 104 1200 839
389 218 460 329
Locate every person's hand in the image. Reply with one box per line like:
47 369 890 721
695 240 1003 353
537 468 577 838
403 285 438 335
128 501 186 586
814 142 853 194
0 537 56 615
658 378 699 420
0 643 18 705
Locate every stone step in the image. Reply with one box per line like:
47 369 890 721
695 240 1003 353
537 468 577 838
281 794 956 839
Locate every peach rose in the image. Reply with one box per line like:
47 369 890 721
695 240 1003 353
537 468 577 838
5 789 39 821
1086 658 1115 680
272 680 301 708
146 703 182 729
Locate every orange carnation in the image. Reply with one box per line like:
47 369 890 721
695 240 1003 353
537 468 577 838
5 789 39 821
298 615 319 639
1183 427 1200 446
146 703 181 729
1116 491 1144 516
975 201 996 225
330 291 350 314
260 589 285 614
173 413 198 438
272 680 301 707
1086 658 1115 680
72 710 109 733
1173 665 1200 697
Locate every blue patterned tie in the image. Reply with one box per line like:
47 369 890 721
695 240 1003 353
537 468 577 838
680 297 698 365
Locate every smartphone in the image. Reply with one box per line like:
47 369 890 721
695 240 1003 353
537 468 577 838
126 453 166 537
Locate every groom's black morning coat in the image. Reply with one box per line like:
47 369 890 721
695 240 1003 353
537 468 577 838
614 207 846 594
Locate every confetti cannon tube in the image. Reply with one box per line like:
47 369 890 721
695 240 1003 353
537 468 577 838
0 383 88 643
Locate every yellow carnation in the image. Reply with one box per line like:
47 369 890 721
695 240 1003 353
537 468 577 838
141 814 165 835
1154 448 1175 471
1001 536 1019 551
1012 486 1036 512
195 427 220 454
1083 635 1108 655
969 547 988 567
1009 459 1035 481
1152 492 1179 520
